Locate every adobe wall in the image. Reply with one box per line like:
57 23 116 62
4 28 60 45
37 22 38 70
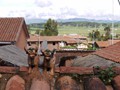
47 42 59 50
16 27 27 50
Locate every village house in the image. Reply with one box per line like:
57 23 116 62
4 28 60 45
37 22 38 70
0 17 29 50
64 34 88 43
27 34 77 50
28 34 89 50
64 34 89 50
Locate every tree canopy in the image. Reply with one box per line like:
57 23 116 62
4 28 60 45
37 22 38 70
104 26 111 40
40 18 58 36
88 30 101 41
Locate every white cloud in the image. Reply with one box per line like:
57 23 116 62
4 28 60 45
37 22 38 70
0 0 120 20
34 0 52 7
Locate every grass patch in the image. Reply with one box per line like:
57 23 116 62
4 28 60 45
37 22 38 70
29 25 120 36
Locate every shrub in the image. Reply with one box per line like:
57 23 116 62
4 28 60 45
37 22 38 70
94 64 116 85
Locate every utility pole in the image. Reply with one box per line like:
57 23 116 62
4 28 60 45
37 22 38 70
37 30 42 55
92 30 95 50
118 0 120 5
38 30 40 50
111 0 114 45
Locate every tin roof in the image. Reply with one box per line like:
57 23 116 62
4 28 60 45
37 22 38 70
0 45 28 66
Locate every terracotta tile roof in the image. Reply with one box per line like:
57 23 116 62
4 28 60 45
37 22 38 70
108 39 120 44
66 39 76 44
0 17 29 42
93 41 120 63
28 35 65 42
28 35 76 43
64 35 87 39
27 35 38 42
96 40 120 48
96 41 110 48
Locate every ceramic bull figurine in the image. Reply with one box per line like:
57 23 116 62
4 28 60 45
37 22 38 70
24 47 38 73
25 45 56 77
39 49 56 79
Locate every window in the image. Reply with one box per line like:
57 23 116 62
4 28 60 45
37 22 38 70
53 42 55 45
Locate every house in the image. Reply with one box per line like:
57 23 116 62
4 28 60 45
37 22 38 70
64 34 88 43
28 35 65 50
28 35 77 50
0 17 29 50
77 43 88 50
28 34 90 50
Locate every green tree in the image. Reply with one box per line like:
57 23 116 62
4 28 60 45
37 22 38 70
88 32 93 40
88 30 101 41
94 29 101 41
41 18 58 36
104 26 111 40
35 30 41 34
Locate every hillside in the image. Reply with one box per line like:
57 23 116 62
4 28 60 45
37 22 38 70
27 18 120 36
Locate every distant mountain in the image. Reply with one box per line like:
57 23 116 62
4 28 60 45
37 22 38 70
25 18 47 24
25 18 119 24
58 18 119 23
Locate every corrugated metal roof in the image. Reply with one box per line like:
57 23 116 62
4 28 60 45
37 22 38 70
72 55 120 67
0 45 28 66
0 17 29 42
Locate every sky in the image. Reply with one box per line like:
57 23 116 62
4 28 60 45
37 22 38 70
0 0 120 20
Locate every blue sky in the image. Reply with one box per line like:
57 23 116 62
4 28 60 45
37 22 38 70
0 0 120 20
